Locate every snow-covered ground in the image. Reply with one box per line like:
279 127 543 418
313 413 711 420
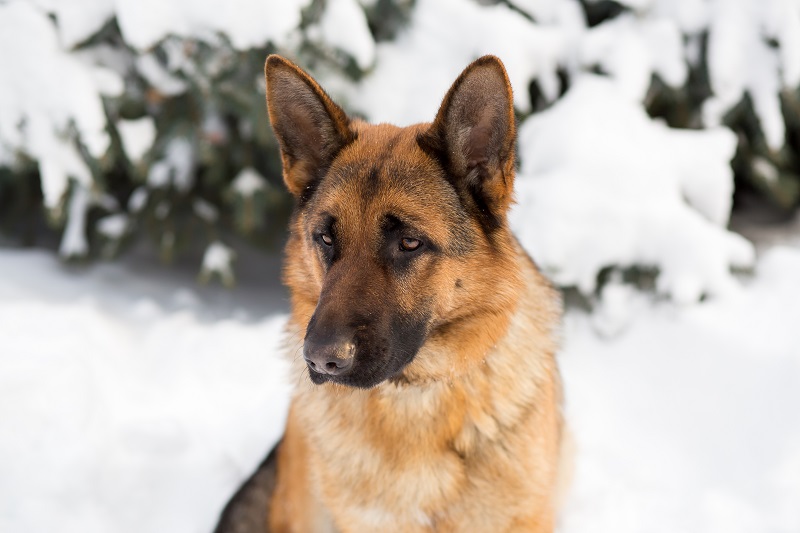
561 246 800 533
0 249 292 533
1 240 798 533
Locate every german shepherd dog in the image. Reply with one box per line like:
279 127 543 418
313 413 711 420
215 55 564 533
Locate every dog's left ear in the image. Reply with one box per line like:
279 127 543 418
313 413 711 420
419 55 516 225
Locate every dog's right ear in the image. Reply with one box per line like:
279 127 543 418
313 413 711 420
265 55 355 199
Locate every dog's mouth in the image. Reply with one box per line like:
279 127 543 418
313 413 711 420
307 368 383 389
305 348 416 389
303 311 431 389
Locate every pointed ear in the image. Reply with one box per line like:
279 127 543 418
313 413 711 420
419 55 516 226
265 55 355 199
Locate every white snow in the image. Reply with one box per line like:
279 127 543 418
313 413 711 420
117 118 157 164
96 213 130 239
560 245 800 533
703 0 787 150
510 75 755 304
342 0 580 124
58 183 92 258
342 0 800 160
231 167 267 196
312 0 376 69
510 0 586 30
136 53 189 97
29 0 114 48
127 186 149 213
590 277 641 338
618 0 800 151
1 240 798 532
0 249 291 533
579 13 687 101
147 137 195 192
200 241 236 287
113 0 312 51
0 1 113 208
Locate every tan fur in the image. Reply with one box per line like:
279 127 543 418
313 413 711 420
264 55 564 533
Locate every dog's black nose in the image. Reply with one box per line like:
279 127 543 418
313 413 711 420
303 338 354 376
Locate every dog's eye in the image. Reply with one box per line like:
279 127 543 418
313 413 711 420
400 237 421 252
320 233 333 246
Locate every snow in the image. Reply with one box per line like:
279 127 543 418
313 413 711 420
343 0 581 124
339 0 800 163
0 249 291 533
0 1 113 208
560 245 800 533
58 183 91 258
312 0 376 69
510 0 586 30
703 0 787 150
113 0 312 51
613 0 800 151
231 167 266 196
590 278 640 338
136 53 189 97
128 187 149 213
96 213 130 240
510 75 755 304
147 137 195 192
117 118 156 164
1 239 798 532
579 13 686 101
29 0 114 49
200 241 236 287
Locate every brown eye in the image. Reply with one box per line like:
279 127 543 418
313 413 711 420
321 234 333 246
400 237 421 251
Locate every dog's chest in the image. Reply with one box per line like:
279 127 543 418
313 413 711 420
299 382 489 528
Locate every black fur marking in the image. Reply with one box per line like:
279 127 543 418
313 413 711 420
296 161 332 208
360 134 401 196
312 213 338 267
378 213 439 274
465 176 502 233
298 178 322 207
363 164 381 199
313 310 430 389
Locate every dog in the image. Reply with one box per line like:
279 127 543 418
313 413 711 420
214 54 565 533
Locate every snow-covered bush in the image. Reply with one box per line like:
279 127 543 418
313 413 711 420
0 0 793 301
0 0 374 276
579 0 800 211
510 76 754 304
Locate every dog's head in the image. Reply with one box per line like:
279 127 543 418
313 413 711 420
265 55 523 388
